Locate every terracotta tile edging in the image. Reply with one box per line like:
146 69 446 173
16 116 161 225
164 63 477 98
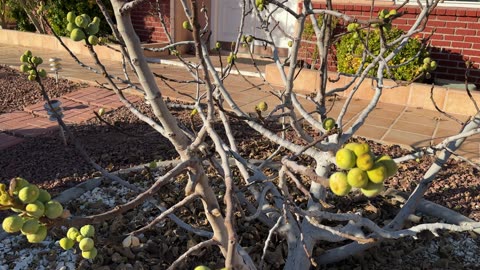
264 63 477 116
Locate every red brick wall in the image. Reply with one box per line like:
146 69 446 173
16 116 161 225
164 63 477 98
131 0 170 43
300 2 480 84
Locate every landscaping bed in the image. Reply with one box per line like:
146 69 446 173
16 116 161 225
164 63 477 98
0 66 479 269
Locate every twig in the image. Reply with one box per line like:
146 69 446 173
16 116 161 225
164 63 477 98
167 238 219 270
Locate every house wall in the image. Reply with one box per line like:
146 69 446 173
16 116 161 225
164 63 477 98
131 0 171 43
298 1 480 84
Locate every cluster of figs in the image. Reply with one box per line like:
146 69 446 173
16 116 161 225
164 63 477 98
66 11 101 45
1 178 64 243
1 177 98 260
330 142 398 197
19 50 47 81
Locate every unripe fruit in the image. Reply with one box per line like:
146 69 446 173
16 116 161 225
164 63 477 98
80 14 91 25
352 143 370 157
322 117 335 131
256 101 268 112
44 200 63 219
360 181 384 197
2 215 24 233
20 64 30 73
28 74 36 81
430 61 437 70
20 54 29 63
80 224 95 237
335 148 356 170
287 40 293 47
37 69 47 78
79 237 94 251
70 28 86 42
59 237 75 250
37 189 51 203
67 227 80 240
356 152 375 171
18 185 40 204
25 201 45 218
329 172 351 196
21 219 41 234
92 16 101 25
86 23 99 36
88 35 99 45
366 163 387 183
344 142 360 152
82 247 98 259
24 50 32 57
423 57 431 65
376 155 398 178
194 266 211 270
98 108 105 116
246 35 253 43
76 234 85 242
31 56 43 65
215 41 221 50
66 11 76 24
347 168 369 188
182 20 192 31
74 15 88 28
26 225 47 243
66 22 77 32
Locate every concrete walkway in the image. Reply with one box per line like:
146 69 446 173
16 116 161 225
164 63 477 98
0 43 478 161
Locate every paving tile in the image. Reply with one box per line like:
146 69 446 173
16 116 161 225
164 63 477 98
382 129 432 148
0 133 25 150
390 120 437 137
0 111 36 131
355 124 388 141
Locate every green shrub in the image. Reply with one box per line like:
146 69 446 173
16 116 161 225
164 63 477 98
45 0 112 36
335 27 428 81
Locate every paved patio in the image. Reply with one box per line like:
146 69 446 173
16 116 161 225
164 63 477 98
0 43 478 161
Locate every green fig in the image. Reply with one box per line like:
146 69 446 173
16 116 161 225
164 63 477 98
20 64 30 73
37 69 47 78
182 20 192 31
2 215 24 233
82 247 97 259
360 181 384 197
88 35 99 45
70 28 86 42
18 185 40 204
67 227 80 240
256 101 268 112
329 172 351 196
37 189 51 203
347 168 369 188
80 224 95 238
59 237 75 250
25 201 45 218
335 148 357 170
356 152 375 171
20 54 29 63
75 15 88 28
66 11 76 24
366 163 387 183
21 219 41 234
376 155 398 178
26 225 47 243
66 22 77 32
79 237 94 251
86 23 99 35
44 200 63 219
322 117 336 131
